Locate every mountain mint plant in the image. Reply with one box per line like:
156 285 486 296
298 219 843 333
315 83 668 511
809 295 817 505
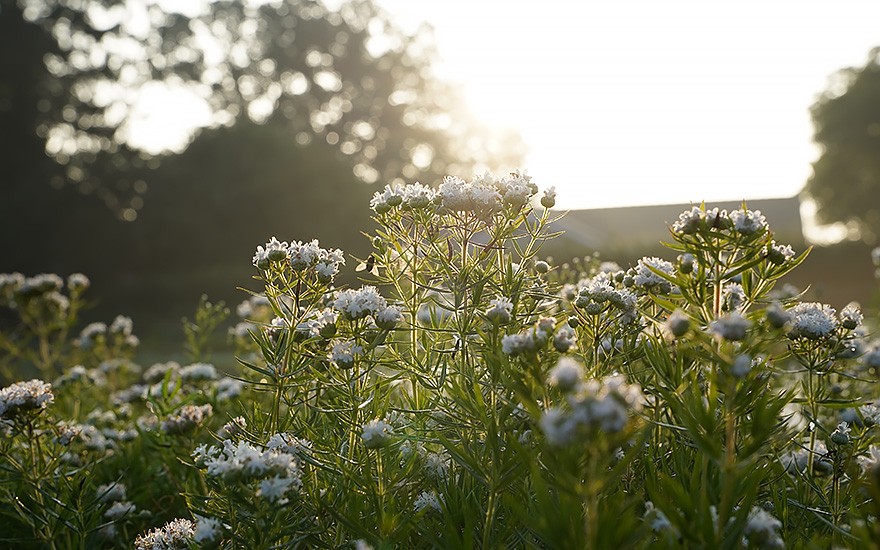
0 174 878 548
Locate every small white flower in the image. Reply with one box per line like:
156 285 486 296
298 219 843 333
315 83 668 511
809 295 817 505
135 518 196 550
329 340 363 369
257 475 296 503
180 363 218 382
485 296 513 324
839 303 863 330
0 379 54 419
548 357 584 392
743 506 784 549
161 404 213 435
788 302 838 340
361 419 393 449
709 313 751 341
730 208 768 235
104 500 136 520
96 482 127 503
631 257 675 294
194 515 223 544
375 305 403 330
413 490 443 513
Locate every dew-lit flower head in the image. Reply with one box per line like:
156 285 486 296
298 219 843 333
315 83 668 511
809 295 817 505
252 237 289 269
485 296 513 324
333 286 387 320
709 312 751 341
541 186 557 208
0 379 54 420
361 418 393 449
161 404 213 435
135 518 196 550
548 357 585 393
329 340 363 369
730 208 768 235
743 506 784 549
766 242 796 265
839 303 863 330
788 302 838 340
631 257 675 294
67 273 90 292
375 305 403 330
401 182 438 209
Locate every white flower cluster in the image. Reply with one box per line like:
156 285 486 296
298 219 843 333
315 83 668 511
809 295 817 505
374 305 403 330
96 482 127 503
370 171 541 215
75 316 139 349
540 372 644 446
501 317 557 355
766 241 796 265
192 439 303 501
839 303 863 330
709 312 751 341
552 325 577 353
180 362 218 382
485 296 513 324
134 518 196 550
143 361 180 383
334 286 387 320
217 416 247 439
743 506 784 549
215 377 245 401
361 418 394 449
104 500 136 520
574 274 638 321
296 307 339 339
629 257 676 294
547 357 585 392
251 237 345 282
413 490 443 513
329 339 364 369
161 404 213 435
16 273 63 297
787 302 838 340
0 379 54 420
722 282 745 312
857 446 880 477
67 272 90 292
267 432 313 456
729 208 768 235
671 206 768 237
643 501 674 533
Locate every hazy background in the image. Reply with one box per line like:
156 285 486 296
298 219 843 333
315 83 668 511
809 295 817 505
1 0 878 353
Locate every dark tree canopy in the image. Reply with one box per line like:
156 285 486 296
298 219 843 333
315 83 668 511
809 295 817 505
805 47 880 243
1 0 524 218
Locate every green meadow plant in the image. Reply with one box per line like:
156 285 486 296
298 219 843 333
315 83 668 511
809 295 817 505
0 173 879 549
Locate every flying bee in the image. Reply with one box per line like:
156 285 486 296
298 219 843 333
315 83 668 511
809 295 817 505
355 254 379 276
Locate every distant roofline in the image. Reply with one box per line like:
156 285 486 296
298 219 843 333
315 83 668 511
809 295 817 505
552 195 801 214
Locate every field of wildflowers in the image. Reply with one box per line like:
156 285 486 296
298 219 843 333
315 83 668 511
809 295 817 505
1 172 879 549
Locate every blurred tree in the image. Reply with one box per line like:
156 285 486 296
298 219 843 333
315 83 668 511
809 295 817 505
1 0 525 339
804 47 880 244
1 0 524 220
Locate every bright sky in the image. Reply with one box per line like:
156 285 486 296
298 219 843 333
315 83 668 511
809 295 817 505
376 0 880 210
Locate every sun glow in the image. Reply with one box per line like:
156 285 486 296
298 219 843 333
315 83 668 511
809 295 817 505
378 0 880 210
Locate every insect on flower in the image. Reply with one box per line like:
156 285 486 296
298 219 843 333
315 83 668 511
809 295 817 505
355 254 379 276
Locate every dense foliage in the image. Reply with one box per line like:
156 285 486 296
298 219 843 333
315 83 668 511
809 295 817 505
805 46 880 243
1 175 880 548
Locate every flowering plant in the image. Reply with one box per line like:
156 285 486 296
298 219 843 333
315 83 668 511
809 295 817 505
1 174 879 548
